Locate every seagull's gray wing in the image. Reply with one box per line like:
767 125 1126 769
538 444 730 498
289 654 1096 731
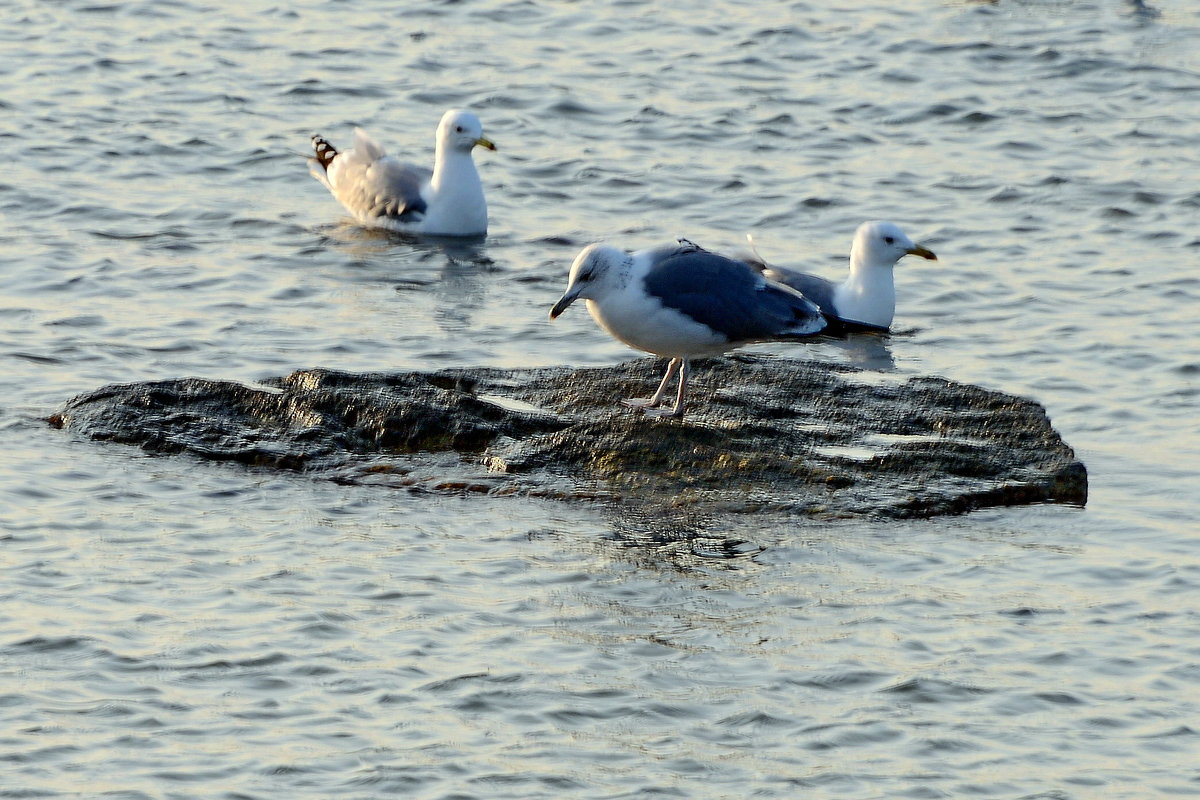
641 245 826 343
354 159 431 221
326 129 431 222
748 261 888 334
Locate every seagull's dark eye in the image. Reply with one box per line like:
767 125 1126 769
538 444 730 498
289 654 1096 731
455 125 464 133
884 236 895 245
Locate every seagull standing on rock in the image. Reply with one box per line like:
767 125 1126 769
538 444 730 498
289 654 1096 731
308 109 496 236
749 221 936 332
549 240 827 418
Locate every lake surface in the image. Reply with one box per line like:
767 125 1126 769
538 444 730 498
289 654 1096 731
2 0 1198 797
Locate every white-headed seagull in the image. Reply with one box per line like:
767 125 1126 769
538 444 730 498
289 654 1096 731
308 109 495 236
550 240 827 418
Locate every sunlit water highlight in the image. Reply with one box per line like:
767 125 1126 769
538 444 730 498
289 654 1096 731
1 1 1198 797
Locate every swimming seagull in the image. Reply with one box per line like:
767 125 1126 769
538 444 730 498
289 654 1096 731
549 240 827 418
747 221 936 332
308 109 496 236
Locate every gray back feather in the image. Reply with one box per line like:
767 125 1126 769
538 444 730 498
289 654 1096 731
763 266 890 333
369 161 430 220
762 268 838 317
642 245 825 343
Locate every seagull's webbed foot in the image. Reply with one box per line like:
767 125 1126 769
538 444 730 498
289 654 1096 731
640 403 686 419
622 398 684 417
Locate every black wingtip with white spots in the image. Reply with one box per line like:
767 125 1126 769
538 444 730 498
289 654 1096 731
310 135 338 170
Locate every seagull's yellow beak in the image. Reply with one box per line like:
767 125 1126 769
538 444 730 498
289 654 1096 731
906 244 937 261
474 137 497 152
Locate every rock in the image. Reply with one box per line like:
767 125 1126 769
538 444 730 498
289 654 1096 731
49 355 1087 520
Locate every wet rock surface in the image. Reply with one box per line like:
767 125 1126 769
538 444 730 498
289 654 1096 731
50 356 1087 520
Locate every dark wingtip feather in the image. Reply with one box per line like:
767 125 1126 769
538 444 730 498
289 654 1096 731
310 135 339 170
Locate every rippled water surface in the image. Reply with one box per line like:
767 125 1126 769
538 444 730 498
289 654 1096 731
2 0 1199 797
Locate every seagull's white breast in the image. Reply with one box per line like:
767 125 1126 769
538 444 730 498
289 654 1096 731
585 281 729 359
832 271 896 328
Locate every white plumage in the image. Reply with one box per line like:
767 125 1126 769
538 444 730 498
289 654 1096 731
749 221 936 332
308 109 495 236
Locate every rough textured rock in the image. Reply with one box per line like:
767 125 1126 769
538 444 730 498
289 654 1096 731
49 356 1087 520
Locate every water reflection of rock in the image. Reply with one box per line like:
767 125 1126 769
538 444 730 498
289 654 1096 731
51 355 1087 526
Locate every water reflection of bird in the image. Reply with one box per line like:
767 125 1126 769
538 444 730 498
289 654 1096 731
1126 0 1161 19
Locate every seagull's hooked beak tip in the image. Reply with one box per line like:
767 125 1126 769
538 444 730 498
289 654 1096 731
549 289 580 321
474 137 497 152
548 297 571 320
907 244 937 261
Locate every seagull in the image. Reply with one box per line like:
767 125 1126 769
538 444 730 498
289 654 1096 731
308 109 496 236
549 240 827 418
747 221 936 332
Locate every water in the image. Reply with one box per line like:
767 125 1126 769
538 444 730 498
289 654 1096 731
2 0 1198 797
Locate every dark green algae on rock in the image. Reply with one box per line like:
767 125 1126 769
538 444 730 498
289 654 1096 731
49 355 1087 520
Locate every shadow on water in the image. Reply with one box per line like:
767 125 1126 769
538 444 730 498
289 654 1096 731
599 504 767 571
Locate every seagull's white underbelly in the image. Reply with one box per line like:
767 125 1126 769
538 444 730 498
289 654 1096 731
587 292 728 359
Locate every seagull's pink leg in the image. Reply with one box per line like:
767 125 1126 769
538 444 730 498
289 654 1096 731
622 358 681 411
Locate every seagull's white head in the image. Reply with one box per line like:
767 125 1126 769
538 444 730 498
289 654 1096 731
437 109 496 154
549 244 628 320
850 221 937 271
